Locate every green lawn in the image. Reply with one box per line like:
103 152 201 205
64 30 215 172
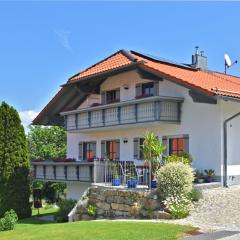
0 208 193 240
32 207 59 217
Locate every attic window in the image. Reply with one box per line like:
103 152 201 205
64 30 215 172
136 81 158 98
101 89 120 104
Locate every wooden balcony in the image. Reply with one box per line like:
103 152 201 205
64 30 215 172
32 161 96 183
61 96 183 131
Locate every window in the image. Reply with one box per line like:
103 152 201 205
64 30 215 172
101 140 120 160
83 142 96 160
142 82 154 96
136 82 158 98
79 142 96 161
106 140 117 160
169 137 187 156
101 89 120 104
133 138 145 160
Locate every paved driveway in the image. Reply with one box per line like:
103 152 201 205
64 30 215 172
175 186 240 232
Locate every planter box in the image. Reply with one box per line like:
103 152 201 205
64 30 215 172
112 179 121 186
127 179 138 188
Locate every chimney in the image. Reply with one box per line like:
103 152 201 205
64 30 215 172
192 46 208 70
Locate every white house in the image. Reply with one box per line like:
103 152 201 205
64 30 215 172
32 48 240 200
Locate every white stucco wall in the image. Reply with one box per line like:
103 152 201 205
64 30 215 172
67 70 225 178
66 182 91 200
220 100 240 184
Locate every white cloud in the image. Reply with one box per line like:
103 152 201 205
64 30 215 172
19 110 39 132
55 29 72 52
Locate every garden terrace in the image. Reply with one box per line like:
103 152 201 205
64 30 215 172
32 160 150 186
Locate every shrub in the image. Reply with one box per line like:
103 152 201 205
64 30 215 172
87 205 97 217
0 102 31 219
42 182 66 204
164 195 192 219
55 199 77 223
0 210 18 231
187 188 203 202
156 162 194 198
166 152 192 165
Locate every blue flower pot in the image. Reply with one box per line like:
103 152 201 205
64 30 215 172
151 180 157 188
127 179 138 188
112 178 120 186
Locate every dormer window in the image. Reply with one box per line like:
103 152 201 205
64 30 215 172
101 89 120 104
136 81 159 98
142 82 154 96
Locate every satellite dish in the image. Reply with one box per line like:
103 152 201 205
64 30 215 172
224 54 232 67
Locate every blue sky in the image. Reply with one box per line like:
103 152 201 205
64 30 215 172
0 1 240 127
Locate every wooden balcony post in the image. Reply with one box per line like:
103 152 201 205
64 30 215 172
64 166 68 180
135 103 138 122
75 113 78 129
33 165 37 178
89 165 94 182
118 106 121 124
88 112 91 128
43 165 46 179
102 109 105 126
53 166 56 180
76 166 80 181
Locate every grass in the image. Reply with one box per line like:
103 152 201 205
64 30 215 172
32 207 59 217
0 208 194 240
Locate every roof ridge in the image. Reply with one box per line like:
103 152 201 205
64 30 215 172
69 49 133 81
130 50 195 70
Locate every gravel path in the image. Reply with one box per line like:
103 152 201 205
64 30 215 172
174 186 240 232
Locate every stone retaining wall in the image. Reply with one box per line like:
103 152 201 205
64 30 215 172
71 186 171 221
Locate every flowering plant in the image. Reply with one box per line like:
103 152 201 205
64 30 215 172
163 194 192 219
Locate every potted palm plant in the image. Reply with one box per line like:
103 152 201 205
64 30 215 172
142 132 166 189
204 169 215 183
195 170 205 183
111 162 121 186
127 166 138 188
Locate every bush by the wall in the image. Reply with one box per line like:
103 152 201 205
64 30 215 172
187 188 203 202
55 199 77 223
163 195 192 219
156 162 194 199
0 210 18 231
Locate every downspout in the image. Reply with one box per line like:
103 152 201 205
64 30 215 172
223 111 240 187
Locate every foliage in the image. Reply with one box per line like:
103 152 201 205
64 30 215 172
27 125 66 160
87 205 97 217
0 210 18 231
142 132 166 174
110 162 120 179
0 102 31 219
55 199 77 223
42 182 66 204
204 169 215 177
156 162 194 198
164 195 192 219
166 153 192 165
194 170 204 179
187 189 203 202
28 125 67 203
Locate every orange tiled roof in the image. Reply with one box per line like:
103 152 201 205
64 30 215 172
70 51 133 82
69 49 240 99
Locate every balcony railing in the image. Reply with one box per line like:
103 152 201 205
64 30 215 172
32 161 95 182
32 160 149 186
61 96 183 131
